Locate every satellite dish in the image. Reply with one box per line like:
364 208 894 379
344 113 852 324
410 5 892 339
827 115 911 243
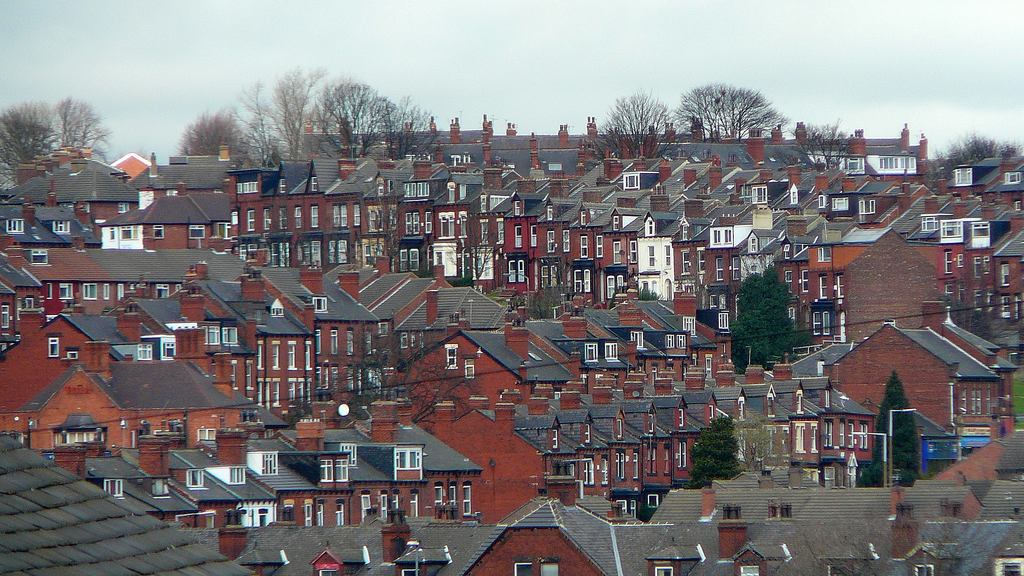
337 404 351 417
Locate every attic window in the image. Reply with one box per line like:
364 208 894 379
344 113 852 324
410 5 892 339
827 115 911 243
104 478 123 498
514 200 522 216
270 301 284 317
1006 172 1022 185
278 179 287 193
751 185 768 204
186 469 204 488
53 220 70 234
312 296 328 312
921 215 938 232
623 173 640 190
6 219 24 234
30 249 47 264
310 176 319 192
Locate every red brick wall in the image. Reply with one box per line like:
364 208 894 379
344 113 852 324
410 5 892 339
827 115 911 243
845 231 938 341
465 526 605 576
433 409 544 522
831 324 954 427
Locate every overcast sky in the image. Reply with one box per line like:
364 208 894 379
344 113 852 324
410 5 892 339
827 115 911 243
2 1 1021 163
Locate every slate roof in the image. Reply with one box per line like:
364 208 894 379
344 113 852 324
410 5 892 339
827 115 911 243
899 327 1000 379
459 330 574 383
133 156 233 191
101 193 231 226
0 434 248 575
7 160 139 204
396 287 506 331
86 249 244 283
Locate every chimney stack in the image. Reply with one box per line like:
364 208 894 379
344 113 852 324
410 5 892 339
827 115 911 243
795 122 808 146
449 118 460 145
338 271 360 302
212 352 234 397
137 435 171 476
849 129 867 156
718 505 748 560
504 321 530 361
900 124 910 152
295 418 326 452
370 401 399 443
215 429 248 464
558 124 569 148
82 340 111 375
746 129 765 164
53 444 88 478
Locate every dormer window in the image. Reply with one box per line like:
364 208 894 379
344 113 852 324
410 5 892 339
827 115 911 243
645 218 656 236
616 418 624 439
546 204 553 220
261 452 278 475
953 168 973 186
104 478 123 498
312 296 328 312
737 396 745 419
647 414 655 434
818 194 827 209
6 219 24 234
631 331 644 350
584 423 591 444
394 448 422 471
551 429 559 450
751 185 768 204
796 390 804 414
613 215 620 230
513 200 522 216
921 215 938 232
748 235 759 252
278 179 287 193
817 247 831 263
604 342 618 360
30 249 47 264
580 210 588 225
584 343 598 362
229 466 246 485
623 173 641 190
789 186 799 205
310 176 318 192
1006 172 1022 185
270 300 284 317
53 220 70 234
186 469 204 488
767 392 775 416
678 408 686 429
845 157 864 173
940 220 963 242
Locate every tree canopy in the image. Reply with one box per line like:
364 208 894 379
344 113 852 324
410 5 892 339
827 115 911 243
178 109 242 156
860 371 919 487
731 266 801 373
601 90 670 158
938 133 1019 175
676 83 786 142
689 416 741 487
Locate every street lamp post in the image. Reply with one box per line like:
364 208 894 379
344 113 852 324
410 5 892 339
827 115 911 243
888 408 917 488
853 431 887 487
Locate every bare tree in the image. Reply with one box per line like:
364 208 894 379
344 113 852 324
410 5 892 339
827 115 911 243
797 120 850 169
938 132 1020 175
0 101 56 186
271 68 327 161
313 78 390 159
381 96 436 160
601 90 670 158
677 83 787 142
238 81 282 167
178 108 242 156
734 412 784 471
53 97 111 156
